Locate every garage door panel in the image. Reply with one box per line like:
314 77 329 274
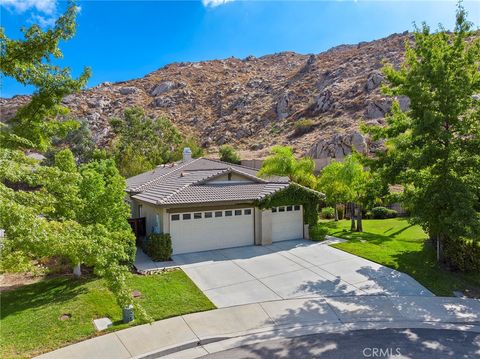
272 205 303 242
170 208 254 254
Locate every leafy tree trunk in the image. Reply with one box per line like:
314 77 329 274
334 205 339 221
73 263 82 277
356 204 363 232
350 203 356 231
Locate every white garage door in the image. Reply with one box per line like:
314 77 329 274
271 205 304 242
170 208 254 254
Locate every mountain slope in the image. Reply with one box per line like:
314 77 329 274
1 32 411 162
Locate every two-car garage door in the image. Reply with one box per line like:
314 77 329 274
170 208 254 254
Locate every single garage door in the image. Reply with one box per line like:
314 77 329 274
271 205 304 242
170 208 254 254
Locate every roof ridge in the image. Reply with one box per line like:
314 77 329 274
202 157 260 172
194 167 266 186
132 158 201 192
156 167 228 204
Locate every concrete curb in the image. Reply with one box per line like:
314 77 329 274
36 296 480 359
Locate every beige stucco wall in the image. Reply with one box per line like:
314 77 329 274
131 199 164 235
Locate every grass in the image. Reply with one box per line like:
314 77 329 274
1 270 215 359
316 218 480 297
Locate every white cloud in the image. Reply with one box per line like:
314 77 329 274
1 0 59 28
29 13 56 28
202 0 234 8
1 0 57 15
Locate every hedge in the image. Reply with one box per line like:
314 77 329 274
443 236 480 273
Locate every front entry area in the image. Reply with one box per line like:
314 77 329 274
169 207 255 254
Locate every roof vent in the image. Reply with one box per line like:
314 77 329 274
183 147 192 162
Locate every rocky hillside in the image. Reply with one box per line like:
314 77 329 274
1 32 412 164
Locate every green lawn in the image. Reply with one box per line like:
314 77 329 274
1 270 215 359
317 218 480 297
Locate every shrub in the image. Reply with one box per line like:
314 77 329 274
146 233 172 261
293 119 315 137
321 207 335 219
309 225 329 241
371 206 398 219
219 145 241 164
443 237 480 272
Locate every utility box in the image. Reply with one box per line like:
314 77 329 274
123 305 134 323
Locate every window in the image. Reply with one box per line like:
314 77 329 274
205 212 213 218
294 205 301 211
272 207 277 213
171 214 180 221
138 204 143 217
194 212 202 219
215 211 223 217
235 210 242 216
286 206 293 212
279 207 285 212
183 213 191 220
244 209 252 215
225 210 233 217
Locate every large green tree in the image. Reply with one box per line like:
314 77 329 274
367 4 480 259
110 107 203 177
0 4 145 318
258 146 317 188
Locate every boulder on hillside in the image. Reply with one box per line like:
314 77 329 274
276 92 289 120
365 71 384 91
150 81 179 96
313 90 333 113
119 87 137 95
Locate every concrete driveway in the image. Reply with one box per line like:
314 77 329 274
171 239 433 308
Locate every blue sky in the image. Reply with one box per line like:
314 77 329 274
1 1 479 98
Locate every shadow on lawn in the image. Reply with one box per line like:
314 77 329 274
1 276 89 319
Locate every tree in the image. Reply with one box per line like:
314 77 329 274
366 4 480 260
219 145 241 164
258 146 317 188
46 118 97 165
0 4 146 319
339 155 370 232
0 4 90 151
110 107 203 177
316 161 349 221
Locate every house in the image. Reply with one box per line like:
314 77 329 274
126 148 320 254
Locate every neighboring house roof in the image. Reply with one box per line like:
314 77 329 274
126 158 291 206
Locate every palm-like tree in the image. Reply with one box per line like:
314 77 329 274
258 146 317 188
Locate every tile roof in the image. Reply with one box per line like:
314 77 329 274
127 157 291 206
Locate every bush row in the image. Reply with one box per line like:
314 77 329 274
367 206 398 219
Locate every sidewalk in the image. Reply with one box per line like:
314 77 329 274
37 296 480 359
